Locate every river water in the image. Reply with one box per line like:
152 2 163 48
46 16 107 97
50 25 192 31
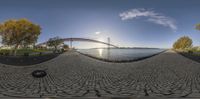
77 48 165 61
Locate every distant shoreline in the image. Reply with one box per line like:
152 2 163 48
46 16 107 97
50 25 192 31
80 47 167 50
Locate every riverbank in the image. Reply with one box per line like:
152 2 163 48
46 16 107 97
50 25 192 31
0 50 200 98
175 50 200 63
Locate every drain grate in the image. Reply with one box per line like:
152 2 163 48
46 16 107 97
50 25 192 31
32 70 47 78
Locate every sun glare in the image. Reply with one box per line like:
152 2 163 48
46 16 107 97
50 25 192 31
95 31 101 35
97 48 103 57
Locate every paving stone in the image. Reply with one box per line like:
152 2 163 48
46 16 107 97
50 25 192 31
0 51 199 98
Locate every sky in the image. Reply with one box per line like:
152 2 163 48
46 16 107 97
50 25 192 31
0 0 200 48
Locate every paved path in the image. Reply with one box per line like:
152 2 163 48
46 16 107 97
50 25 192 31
0 50 200 98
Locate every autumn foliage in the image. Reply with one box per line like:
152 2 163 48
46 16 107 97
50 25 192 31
173 36 193 50
196 24 200 31
0 19 41 55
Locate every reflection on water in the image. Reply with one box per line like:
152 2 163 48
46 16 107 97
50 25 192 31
98 48 103 57
78 48 165 61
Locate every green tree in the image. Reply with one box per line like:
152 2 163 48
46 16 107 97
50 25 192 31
195 24 200 31
0 19 41 55
173 36 193 50
47 36 64 52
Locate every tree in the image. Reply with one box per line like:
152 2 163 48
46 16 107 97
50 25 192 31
173 36 193 50
195 24 200 31
47 36 64 52
173 41 179 49
0 19 41 55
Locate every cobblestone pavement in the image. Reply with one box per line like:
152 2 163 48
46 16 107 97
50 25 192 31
0 50 200 98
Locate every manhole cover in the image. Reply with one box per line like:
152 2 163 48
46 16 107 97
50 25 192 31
32 70 47 78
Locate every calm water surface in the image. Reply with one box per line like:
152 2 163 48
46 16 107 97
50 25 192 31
77 48 165 61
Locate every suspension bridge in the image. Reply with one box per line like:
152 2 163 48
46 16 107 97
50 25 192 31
37 37 118 48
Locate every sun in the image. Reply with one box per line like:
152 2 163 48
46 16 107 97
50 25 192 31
95 31 101 35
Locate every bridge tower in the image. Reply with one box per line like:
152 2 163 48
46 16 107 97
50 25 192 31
107 37 110 49
70 38 73 49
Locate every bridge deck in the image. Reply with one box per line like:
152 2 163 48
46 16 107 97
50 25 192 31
37 38 118 48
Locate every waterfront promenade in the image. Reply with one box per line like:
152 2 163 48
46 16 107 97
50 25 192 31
0 50 200 98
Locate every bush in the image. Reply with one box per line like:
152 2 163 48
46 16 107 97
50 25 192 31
61 49 65 53
4 52 9 56
196 24 200 31
0 49 11 56
24 53 29 56
188 50 193 54
0 49 10 53
0 48 50 56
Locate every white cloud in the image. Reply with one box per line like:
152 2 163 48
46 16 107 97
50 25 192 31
119 8 177 31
